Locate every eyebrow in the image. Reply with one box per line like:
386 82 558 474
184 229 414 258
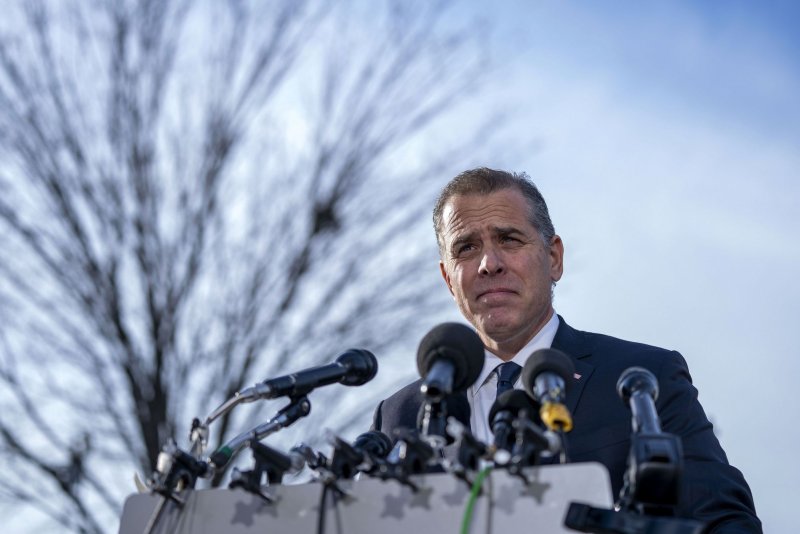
450 231 477 253
449 225 528 253
494 225 525 237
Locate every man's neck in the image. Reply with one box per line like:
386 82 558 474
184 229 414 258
483 308 555 361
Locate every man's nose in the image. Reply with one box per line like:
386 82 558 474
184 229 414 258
478 247 504 275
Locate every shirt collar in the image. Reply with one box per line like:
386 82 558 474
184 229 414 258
471 310 560 393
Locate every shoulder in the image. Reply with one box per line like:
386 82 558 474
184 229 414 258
382 379 425 409
556 318 687 377
371 379 424 436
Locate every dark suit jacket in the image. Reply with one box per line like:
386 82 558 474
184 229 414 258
372 317 761 533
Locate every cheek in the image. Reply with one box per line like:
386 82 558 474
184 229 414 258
450 271 474 303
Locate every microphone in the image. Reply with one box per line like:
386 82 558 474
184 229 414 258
416 324 481 447
385 428 435 476
616 367 683 514
488 390 540 456
353 430 393 459
617 367 661 434
291 442 328 471
208 437 306 476
416 391 471 446
521 348 575 432
228 440 306 489
445 416 488 473
328 430 393 479
488 390 560 463
417 323 484 400
238 349 378 400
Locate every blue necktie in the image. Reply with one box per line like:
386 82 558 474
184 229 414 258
495 362 522 398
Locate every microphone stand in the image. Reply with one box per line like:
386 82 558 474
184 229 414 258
565 502 706 534
143 439 212 534
444 416 489 491
187 385 271 458
379 428 435 493
507 408 562 485
143 396 311 533
417 399 449 449
326 432 387 480
229 440 297 502
565 424 706 533
208 395 311 470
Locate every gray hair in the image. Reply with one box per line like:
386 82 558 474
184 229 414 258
432 167 555 255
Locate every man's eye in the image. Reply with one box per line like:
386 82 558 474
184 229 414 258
456 243 475 254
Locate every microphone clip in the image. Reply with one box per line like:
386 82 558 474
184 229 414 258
417 399 450 449
505 414 550 484
378 428 435 493
228 440 296 503
443 416 489 492
618 432 683 516
148 439 211 505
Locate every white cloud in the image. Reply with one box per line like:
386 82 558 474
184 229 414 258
462 2 800 530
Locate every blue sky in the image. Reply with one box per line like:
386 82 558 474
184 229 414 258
4 1 795 531
445 1 799 530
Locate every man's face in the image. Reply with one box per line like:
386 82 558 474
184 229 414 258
438 189 563 355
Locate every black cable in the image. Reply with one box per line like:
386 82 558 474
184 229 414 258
316 481 330 534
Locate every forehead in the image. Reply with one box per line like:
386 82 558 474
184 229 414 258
441 189 533 238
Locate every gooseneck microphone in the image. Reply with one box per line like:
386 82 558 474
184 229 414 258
238 349 378 400
617 366 661 434
521 348 575 432
416 323 484 401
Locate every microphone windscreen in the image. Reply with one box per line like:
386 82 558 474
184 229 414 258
416 323 484 393
616 366 659 405
337 349 379 386
521 348 575 397
353 430 393 458
488 389 539 426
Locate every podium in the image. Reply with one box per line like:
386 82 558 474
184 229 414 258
119 462 612 533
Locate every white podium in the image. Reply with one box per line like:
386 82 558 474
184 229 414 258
119 462 612 533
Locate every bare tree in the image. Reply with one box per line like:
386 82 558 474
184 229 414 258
0 0 496 531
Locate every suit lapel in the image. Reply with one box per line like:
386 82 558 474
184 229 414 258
551 316 595 416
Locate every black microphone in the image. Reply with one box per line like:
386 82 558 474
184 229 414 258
616 367 684 514
521 348 575 432
328 430 393 479
488 390 539 457
416 323 484 400
416 392 471 446
617 366 661 434
227 440 306 489
239 349 378 400
488 390 561 468
385 427 435 476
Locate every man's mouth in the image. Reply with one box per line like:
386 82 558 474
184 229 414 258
477 288 516 299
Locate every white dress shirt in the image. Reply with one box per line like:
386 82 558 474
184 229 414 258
468 311 560 445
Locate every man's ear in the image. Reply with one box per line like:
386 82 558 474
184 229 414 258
549 235 564 282
439 261 455 297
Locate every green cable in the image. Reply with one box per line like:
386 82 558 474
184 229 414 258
460 466 492 534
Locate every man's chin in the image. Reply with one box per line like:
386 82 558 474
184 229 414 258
478 319 524 342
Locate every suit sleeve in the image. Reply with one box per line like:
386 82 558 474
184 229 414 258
656 351 761 533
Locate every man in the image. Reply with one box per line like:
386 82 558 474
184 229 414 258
372 167 761 532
